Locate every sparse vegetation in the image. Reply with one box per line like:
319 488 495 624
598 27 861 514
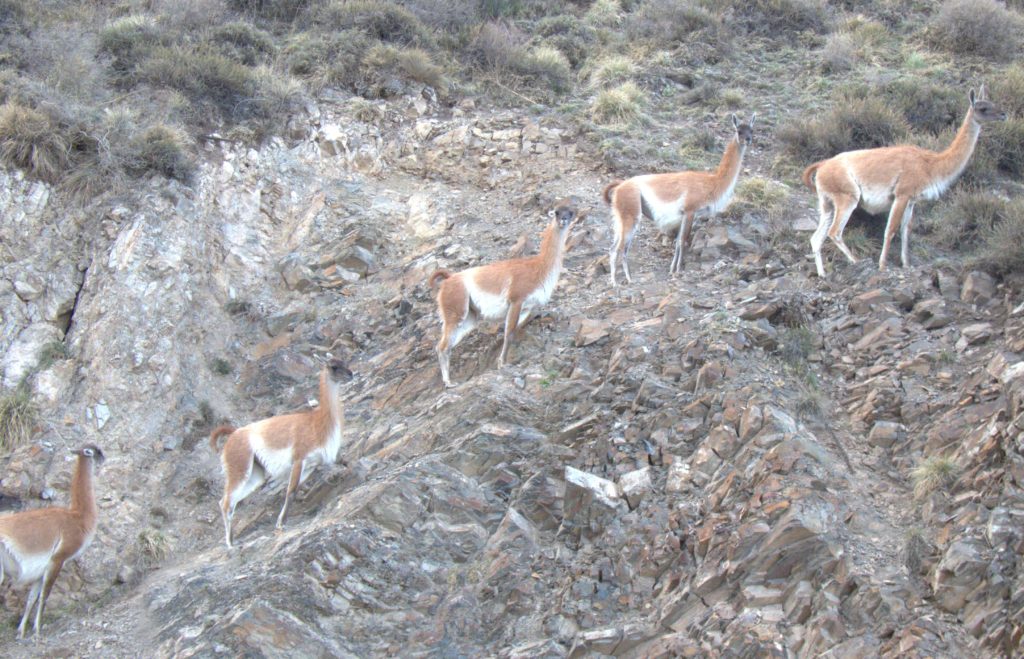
137 528 170 563
210 358 233 376
130 125 194 182
0 102 71 183
925 190 1024 276
587 55 637 89
0 386 36 454
911 455 959 499
821 32 858 73
36 341 69 371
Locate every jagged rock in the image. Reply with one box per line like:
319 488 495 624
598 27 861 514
278 254 317 292
13 271 45 301
562 466 625 534
32 360 75 406
932 539 989 613
867 420 905 448
407 192 448 239
574 319 611 347
849 289 893 315
956 322 993 350
913 298 953 329
961 271 995 305
665 460 692 493
618 467 652 509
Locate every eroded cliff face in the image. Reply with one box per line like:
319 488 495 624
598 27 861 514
0 91 1021 657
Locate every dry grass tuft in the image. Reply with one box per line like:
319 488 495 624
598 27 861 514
911 455 958 499
592 81 644 125
928 0 1023 59
0 102 70 182
0 387 36 455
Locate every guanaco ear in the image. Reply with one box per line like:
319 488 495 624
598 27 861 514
547 209 556 220
979 83 987 101
731 113 739 130
969 88 976 107
749 112 756 129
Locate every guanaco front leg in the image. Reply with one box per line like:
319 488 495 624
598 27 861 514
499 301 524 367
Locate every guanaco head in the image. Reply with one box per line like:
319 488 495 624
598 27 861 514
969 85 1007 124
73 444 106 467
326 357 354 384
549 199 583 233
731 113 756 148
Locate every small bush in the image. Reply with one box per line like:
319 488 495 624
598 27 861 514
974 196 1024 276
985 118 1024 177
130 125 194 182
535 14 597 69
821 32 858 73
0 387 36 454
705 0 831 36
210 357 233 375
316 1 436 49
928 0 1023 60
627 0 720 43
585 0 623 27
227 0 314 22
208 21 276 66
911 455 958 499
359 43 446 95
883 78 963 135
779 96 909 163
928 188 1010 247
0 0 29 35
990 63 1024 117
0 102 70 182
468 21 528 70
98 16 166 79
511 45 572 93
592 81 644 124
588 55 636 89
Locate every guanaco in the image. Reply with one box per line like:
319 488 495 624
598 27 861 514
604 113 755 286
210 358 353 548
0 444 105 639
429 200 581 387
803 86 1006 277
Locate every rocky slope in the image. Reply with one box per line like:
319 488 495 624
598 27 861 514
0 89 1021 657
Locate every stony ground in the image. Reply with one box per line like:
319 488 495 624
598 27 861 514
0 86 1021 658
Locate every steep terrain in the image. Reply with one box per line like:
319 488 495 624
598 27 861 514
1 88 1022 657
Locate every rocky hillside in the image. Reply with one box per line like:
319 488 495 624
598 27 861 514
2 1 1024 657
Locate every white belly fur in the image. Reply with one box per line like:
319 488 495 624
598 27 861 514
636 179 686 233
249 430 296 480
524 263 561 307
465 273 510 320
0 540 56 584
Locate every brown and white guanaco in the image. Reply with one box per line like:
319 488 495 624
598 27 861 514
209 358 353 548
803 86 1006 277
603 113 755 286
0 444 105 639
429 200 581 387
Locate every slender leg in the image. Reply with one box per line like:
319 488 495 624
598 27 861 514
34 562 63 637
223 502 234 548
621 230 634 284
499 301 524 367
828 197 859 265
609 189 639 286
17 578 42 639
899 202 916 268
879 197 909 271
277 460 303 529
810 194 833 278
671 211 696 274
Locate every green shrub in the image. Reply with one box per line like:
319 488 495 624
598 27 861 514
592 81 644 124
227 0 314 22
703 0 831 36
511 45 572 93
926 189 1024 276
130 124 194 182
588 55 636 89
975 196 1024 275
991 63 1024 116
98 16 166 78
883 78 962 135
821 32 857 73
535 14 597 68
627 0 720 43
986 118 1024 177
0 102 70 182
361 43 446 94
928 0 1023 59
208 21 276 66
779 96 909 162
210 357 233 375
0 387 36 454
316 1 436 49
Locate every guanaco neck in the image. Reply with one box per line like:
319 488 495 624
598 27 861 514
930 107 981 182
69 455 98 530
712 138 745 198
316 370 342 434
533 221 570 279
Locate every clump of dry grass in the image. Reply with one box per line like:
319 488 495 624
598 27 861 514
911 455 958 499
0 102 70 182
0 387 36 455
592 81 644 125
779 96 909 163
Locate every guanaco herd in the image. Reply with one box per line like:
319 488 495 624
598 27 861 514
0 85 1006 639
